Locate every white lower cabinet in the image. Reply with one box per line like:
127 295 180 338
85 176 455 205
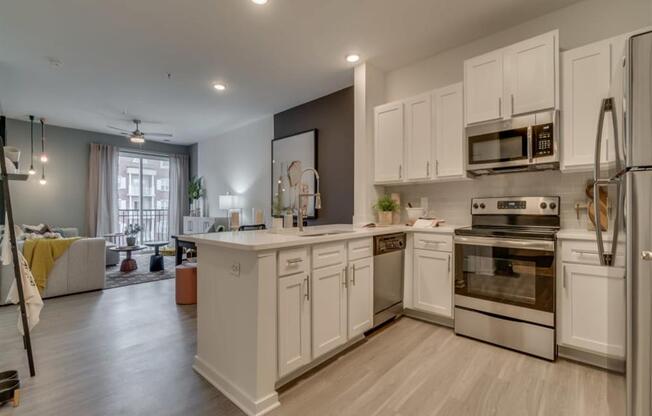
312 264 348 359
413 248 453 318
559 263 626 358
347 257 374 338
278 272 311 378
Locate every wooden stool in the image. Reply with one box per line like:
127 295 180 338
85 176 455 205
175 263 197 305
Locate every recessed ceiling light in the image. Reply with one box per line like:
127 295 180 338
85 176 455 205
346 54 360 63
213 83 227 91
252 0 268 4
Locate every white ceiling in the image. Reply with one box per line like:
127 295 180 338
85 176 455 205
0 0 581 144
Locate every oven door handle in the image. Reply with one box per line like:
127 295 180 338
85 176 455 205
454 235 554 251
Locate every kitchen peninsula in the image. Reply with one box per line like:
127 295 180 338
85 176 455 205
185 224 457 416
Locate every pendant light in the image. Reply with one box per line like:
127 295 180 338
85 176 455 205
39 118 48 163
28 115 36 175
39 166 47 185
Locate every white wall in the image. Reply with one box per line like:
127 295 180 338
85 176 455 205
384 0 651 101
197 116 273 225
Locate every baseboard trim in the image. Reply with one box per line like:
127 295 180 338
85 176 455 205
557 345 625 373
403 308 454 328
193 355 280 416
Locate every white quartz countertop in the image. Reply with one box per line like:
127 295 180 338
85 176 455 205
183 223 461 251
557 228 623 242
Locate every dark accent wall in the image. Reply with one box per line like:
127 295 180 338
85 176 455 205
274 87 354 225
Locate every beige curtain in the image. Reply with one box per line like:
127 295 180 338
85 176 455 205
169 153 189 236
86 143 118 237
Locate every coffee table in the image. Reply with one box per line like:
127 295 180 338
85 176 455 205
109 245 146 272
145 241 169 272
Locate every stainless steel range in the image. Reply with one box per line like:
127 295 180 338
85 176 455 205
453 196 559 360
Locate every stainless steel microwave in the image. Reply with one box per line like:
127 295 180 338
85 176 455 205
466 110 559 175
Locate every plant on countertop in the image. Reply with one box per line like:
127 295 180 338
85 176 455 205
373 194 399 212
188 176 204 202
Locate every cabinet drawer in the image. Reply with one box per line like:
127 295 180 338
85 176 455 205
348 238 372 261
312 243 346 270
414 233 453 252
561 240 625 267
278 247 309 277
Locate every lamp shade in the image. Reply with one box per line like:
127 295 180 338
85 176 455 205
219 194 239 210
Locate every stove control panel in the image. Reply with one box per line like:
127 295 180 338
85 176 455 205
471 196 560 216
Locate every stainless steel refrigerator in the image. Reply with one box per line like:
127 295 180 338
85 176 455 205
593 28 652 416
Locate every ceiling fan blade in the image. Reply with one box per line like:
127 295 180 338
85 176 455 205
143 132 174 138
107 125 132 133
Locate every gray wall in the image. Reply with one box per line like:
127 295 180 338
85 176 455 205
3 118 192 234
274 87 354 225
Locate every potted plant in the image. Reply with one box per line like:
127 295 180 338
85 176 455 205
124 224 142 246
188 176 204 216
374 194 399 226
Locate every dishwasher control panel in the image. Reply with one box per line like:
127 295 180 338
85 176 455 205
374 233 406 255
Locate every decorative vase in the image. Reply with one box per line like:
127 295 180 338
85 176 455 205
377 211 393 226
126 236 136 246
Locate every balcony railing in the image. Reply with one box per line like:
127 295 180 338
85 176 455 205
118 209 169 243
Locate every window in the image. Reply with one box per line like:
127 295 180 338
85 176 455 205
118 152 170 243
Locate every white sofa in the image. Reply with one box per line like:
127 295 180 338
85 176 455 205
0 237 106 305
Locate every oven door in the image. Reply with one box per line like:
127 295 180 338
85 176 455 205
454 235 555 326
467 127 530 170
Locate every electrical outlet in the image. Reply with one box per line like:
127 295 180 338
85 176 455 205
231 262 241 277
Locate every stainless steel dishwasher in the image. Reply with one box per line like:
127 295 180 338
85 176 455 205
373 233 405 328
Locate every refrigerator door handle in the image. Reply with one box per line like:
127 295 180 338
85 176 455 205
593 178 622 266
594 97 622 180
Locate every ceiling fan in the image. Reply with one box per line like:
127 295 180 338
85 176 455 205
107 119 173 144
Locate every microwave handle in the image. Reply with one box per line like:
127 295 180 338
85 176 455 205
527 126 533 162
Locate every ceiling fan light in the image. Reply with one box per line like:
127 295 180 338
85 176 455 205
130 135 145 144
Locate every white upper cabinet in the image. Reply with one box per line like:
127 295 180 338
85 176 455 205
433 83 466 179
374 102 404 183
464 30 558 126
464 50 504 124
561 36 624 172
504 31 557 116
405 94 433 180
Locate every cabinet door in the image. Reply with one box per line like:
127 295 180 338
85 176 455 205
312 264 347 359
374 102 404 182
405 94 432 180
505 31 556 116
348 257 373 338
559 264 626 358
278 273 311 378
433 83 465 179
464 50 504 125
413 249 453 318
561 39 613 171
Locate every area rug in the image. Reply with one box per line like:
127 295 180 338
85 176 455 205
105 253 177 289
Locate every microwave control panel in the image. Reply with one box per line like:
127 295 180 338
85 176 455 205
532 123 554 158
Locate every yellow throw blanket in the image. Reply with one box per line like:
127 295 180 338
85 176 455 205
23 237 81 293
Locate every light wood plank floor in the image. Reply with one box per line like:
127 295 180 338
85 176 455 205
1 280 624 416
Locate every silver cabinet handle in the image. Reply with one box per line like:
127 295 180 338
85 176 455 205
435 160 439 176
510 93 514 116
399 165 402 179
286 257 304 265
498 97 502 117
448 255 451 272
351 265 356 286
642 251 652 261
305 275 310 301
563 265 567 289
342 267 348 288
571 249 599 257
426 161 430 176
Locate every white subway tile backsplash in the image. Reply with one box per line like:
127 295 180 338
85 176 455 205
386 170 595 229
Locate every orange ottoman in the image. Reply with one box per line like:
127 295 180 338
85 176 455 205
175 263 197 305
